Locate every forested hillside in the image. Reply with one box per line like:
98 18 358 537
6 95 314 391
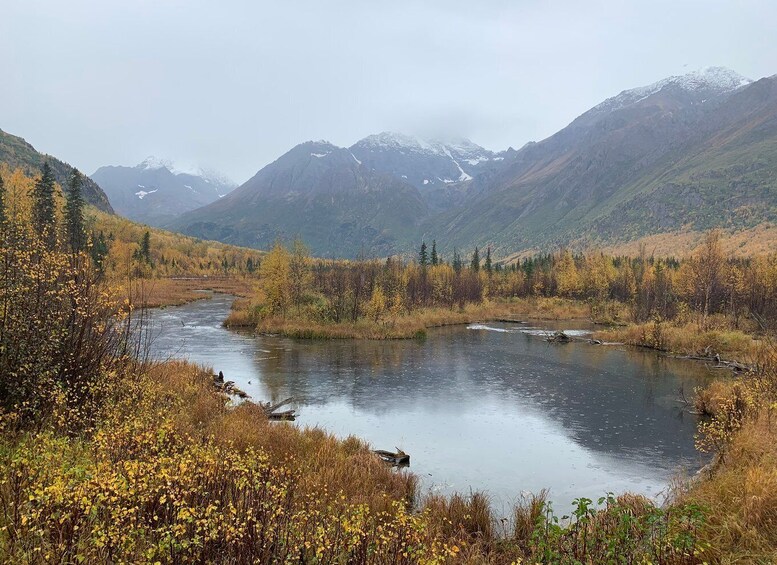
0 128 113 213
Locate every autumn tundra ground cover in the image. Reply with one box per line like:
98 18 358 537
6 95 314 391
2 167 777 562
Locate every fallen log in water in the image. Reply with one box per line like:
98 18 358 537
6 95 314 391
213 373 298 419
259 397 297 421
672 355 751 373
267 409 296 421
373 449 410 467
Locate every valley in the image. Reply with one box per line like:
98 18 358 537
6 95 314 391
3 4 777 559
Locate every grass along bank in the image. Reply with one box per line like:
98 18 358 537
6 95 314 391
594 317 763 366
224 296 592 339
121 276 255 309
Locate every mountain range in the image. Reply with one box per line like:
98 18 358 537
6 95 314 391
6 66 773 260
168 67 777 258
91 158 236 226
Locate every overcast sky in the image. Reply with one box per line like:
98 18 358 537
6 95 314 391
2 0 776 183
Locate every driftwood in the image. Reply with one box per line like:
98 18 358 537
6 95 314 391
494 318 525 324
213 372 296 419
374 448 410 467
674 354 751 373
259 398 297 421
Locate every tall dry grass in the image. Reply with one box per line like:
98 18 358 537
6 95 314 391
118 276 256 308
226 297 592 339
596 320 760 362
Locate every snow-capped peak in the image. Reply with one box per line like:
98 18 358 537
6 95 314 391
592 66 752 114
139 156 174 171
357 132 437 153
354 131 492 160
136 157 235 190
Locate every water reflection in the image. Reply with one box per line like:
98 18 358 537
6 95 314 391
149 294 715 513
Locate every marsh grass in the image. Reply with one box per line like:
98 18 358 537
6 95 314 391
596 320 760 362
225 297 592 339
120 276 256 309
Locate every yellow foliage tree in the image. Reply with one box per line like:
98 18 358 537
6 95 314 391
365 285 387 322
554 250 581 297
260 241 291 317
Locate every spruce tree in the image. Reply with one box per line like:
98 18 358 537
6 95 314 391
431 240 438 266
419 241 428 267
471 247 480 272
485 246 492 274
140 231 151 264
64 169 85 253
90 230 109 273
33 162 57 248
452 248 462 273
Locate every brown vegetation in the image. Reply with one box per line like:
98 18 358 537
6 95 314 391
123 276 255 308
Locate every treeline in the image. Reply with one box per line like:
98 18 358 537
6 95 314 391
257 233 777 329
92 208 263 279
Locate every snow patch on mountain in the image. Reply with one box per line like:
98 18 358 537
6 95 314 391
592 66 752 115
442 147 473 182
135 189 158 199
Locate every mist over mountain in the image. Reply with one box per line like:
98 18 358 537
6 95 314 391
91 158 236 226
167 67 777 258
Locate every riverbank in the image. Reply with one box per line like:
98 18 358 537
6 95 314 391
594 319 762 366
120 276 255 308
225 296 592 339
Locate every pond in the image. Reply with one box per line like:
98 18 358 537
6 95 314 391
148 293 714 515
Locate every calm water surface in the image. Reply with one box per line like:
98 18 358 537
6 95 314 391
149 293 715 514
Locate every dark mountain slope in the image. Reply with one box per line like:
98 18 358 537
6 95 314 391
424 67 763 254
169 141 428 258
0 128 113 213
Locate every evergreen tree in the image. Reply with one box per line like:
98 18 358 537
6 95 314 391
419 241 428 267
485 246 492 274
136 230 152 264
452 248 462 273
471 247 480 272
431 240 438 266
64 169 86 253
90 230 109 273
33 162 57 248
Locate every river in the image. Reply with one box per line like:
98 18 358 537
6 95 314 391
148 292 714 515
